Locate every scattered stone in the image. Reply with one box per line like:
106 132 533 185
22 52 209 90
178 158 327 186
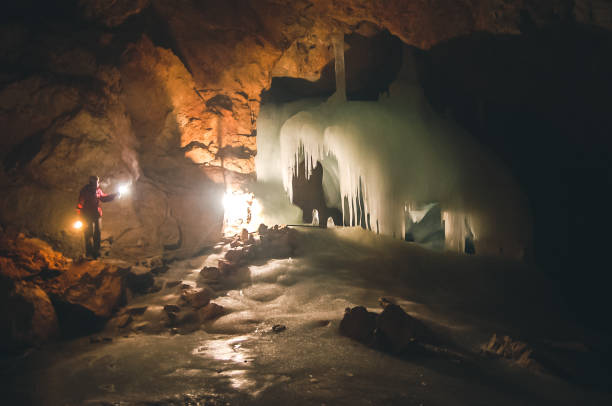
376 303 426 353
163 304 181 313
132 321 150 331
170 328 179 335
199 302 224 321
180 283 192 289
217 260 236 274
89 335 102 343
102 336 113 342
125 266 154 294
106 313 133 330
165 280 181 289
240 228 249 242
126 306 148 316
272 324 287 333
482 334 540 370
199 266 220 282
339 306 377 346
181 287 215 308
257 223 268 235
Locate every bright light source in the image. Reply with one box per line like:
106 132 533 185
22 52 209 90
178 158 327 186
222 190 263 236
73 220 83 230
118 183 130 196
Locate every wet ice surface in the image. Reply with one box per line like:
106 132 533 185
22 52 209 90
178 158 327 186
3 228 611 405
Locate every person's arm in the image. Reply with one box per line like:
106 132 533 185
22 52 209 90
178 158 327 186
98 189 118 203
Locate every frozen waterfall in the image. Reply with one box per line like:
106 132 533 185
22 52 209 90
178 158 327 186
258 43 531 258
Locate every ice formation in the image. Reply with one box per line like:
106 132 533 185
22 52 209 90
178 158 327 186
259 40 531 258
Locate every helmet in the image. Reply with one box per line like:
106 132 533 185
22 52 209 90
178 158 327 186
89 176 99 185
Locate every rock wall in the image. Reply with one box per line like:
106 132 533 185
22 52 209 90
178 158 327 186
0 0 609 259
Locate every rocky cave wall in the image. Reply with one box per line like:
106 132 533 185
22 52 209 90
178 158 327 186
1 0 611 260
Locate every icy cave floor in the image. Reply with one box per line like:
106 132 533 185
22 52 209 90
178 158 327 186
2 228 611 406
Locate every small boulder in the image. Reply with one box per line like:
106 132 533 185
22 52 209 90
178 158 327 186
199 266 220 282
199 302 224 321
225 248 250 265
217 260 237 274
181 287 215 309
106 313 132 330
272 324 286 333
240 228 249 242
163 304 181 313
339 306 377 346
125 266 154 294
482 334 539 370
376 303 424 353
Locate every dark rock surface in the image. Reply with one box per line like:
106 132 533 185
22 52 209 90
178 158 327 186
340 300 431 354
339 306 377 346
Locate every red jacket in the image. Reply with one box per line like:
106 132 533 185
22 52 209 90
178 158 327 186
77 184 116 219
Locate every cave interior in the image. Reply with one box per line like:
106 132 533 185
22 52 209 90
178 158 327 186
1 1 612 405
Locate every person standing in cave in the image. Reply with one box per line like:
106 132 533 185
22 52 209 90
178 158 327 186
76 176 119 259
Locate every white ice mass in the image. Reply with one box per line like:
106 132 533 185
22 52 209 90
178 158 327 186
257 40 531 259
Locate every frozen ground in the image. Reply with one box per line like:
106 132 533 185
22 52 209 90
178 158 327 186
1 228 611 405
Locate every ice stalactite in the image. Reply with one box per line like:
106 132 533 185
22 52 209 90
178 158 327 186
271 45 531 258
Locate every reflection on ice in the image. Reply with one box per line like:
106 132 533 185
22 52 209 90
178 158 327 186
192 335 253 364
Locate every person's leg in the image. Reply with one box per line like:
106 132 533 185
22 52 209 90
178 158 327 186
93 217 101 258
84 219 94 257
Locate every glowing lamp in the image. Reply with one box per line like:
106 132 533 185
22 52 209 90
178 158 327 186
73 220 83 230
118 183 130 196
222 190 263 236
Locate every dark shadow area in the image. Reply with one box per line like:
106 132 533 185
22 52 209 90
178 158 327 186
291 160 343 227
262 30 403 104
414 23 612 335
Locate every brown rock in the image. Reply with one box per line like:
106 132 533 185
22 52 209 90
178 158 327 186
125 265 154 294
163 304 181 313
482 333 539 370
240 228 249 242
181 287 215 309
375 303 425 354
0 233 71 280
199 266 220 282
225 247 249 264
47 260 128 320
106 313 133 330
199 302 224 321
217 259 237 274
339 306 377 346
257 224 269 235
